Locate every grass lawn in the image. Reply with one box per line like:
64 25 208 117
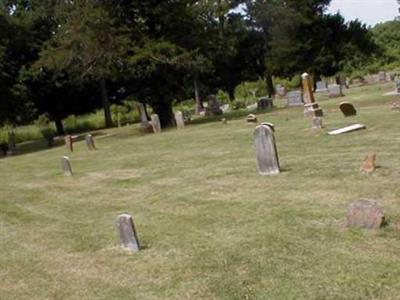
1 82 400 299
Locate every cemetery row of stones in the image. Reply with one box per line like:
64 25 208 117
60 73 393 253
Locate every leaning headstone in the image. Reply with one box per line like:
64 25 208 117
151 114 161 133
360 152 376 174
328 124 366 135
257 97 273 110
85 134 96 150
254 125 280 175
286 91 303 107
206 95 223 116
64 135 73 152
346 199 384 229
61 156 73 176
302 73 323 117
7 131 16 155
174 111 185 130
260 122 275 132
116 214 140 252
339 102 357 117
315 81 328 92
247 114 258 123
328 84 342 98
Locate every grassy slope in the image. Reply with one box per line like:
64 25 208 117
1 83 400 299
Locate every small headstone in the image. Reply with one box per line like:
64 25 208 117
254 125 280 175
61 156 73 176
276 85 286 96
206 95 222 116
174 111 185 130
221 118 227 124
247 114 258 123
328 124 366 135
85 134 96 150
339 102 357 117
378 71 386 82
260 122 275 132
257 97 273 110
346 199 384 229
151 114 161 133
286 91 303 106
311 117 323 130
328 84 342 98
360 152 376 174
315 81 328 92
116 214 140 252
64 135 73 152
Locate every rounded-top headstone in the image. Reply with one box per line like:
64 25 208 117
254 125 280 175
346 199 384 229
339 102 357 117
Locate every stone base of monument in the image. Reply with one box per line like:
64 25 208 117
304 103 323 118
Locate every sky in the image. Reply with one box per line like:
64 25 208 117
328 0 399 26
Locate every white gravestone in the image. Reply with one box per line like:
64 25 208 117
85 134 96 150
174 111 185 129
151 114 162 133
254 125 280 175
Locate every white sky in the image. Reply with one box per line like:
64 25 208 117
328 0 399 26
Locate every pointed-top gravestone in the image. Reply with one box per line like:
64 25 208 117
247 114 258 123
347 199 384 229
65 135 73 152
61 156 73 176
116 214 140 252
85 134 96 150
151 114 161 133
254 125 280 175
174 111 185 130
339 102 357 117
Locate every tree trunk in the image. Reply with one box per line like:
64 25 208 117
193 73 203 114
228 87 235 101
151 101 174 128
100 78 113 128
266 72 274 98
54 117 64 135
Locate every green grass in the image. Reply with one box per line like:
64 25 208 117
1 82 400 299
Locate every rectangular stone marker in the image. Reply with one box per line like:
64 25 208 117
379 71 386 82
85 134 96 150
257 97 273 110
174 111 185 129
315 81 328 92
347 199 384 229
116 214 140 252
286 91 303 106
328 84 342 98
65 135 73 152
254 125 280 175
151 114 161 133
61 156 73 176
328 124 366 135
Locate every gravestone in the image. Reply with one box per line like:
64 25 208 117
379 71 386 82
61 156 73 176
247 114 258 123
257 97 273 110
346 199 384 229
206 95 222 116
315 81 328 92
276 85 286 96
7 131 16 155
311 117 323 130
360 152 376 174
328 84 342 98
85 134 96 150
302 73 323 117
151 114 161 133
174 111 185 130
64 135 73 152
339 102 357 117
286 91 303 107
116 214 140 252
254 125 280 175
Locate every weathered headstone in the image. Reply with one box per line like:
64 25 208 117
64 135 73 152
254 125 280 175
7 131 16 155
247 114 258 123
116 214 140 252
286 91 303 107
206 95 223 116
311 117 323 130
328 124 366 135
328 84 342 98
260 122 275 132
315 81 328 92
174 111 185 130
378 71 386 82
257 97 273 110
151 114 162 133
302 73 323 117
61 156 73 176
276 85 287 96
346 199 384 229
360 152 376 174
85 134 96 150
339 102 357 117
